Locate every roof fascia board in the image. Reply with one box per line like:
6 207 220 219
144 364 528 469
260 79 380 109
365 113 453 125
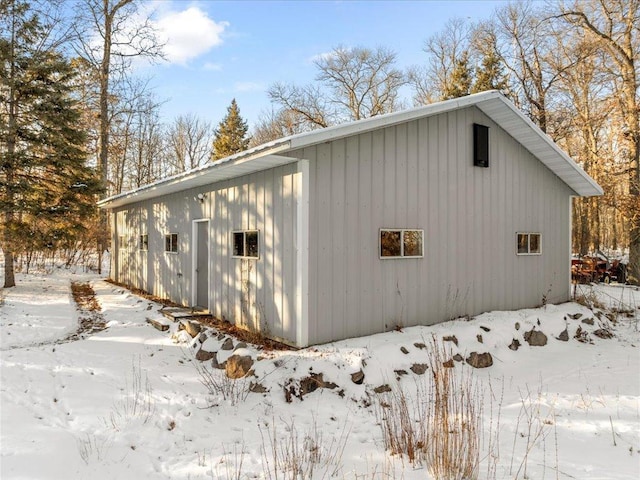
484 96 603 197
288 91 502 150
98 142 292 208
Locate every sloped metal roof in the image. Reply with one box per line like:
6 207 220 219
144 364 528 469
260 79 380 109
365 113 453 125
99 90 602 209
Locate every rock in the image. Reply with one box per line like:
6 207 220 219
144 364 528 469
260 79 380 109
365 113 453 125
593 329 613 339
211 352 224 369
410 363 428 375
556 328 569 342
197 331 208 343
569 313 583 320
476 334 483 343
574 326 591 343
394 369 408 377
195 348 215 362
301 373 338 396
524 329 548 347
249 382 268 393
509 338 521 351
515 322 520 330
466 352 493 368
581 318 595 325
400 346 409 354
480 326 491 332
225 354 254 379
351 370 365 385
414 342 426 349
234 341 248 350
183 321 201 338
442 359 455 368
217 333 226 341
221 337 234 350
453 353 464 362
443 335 458 346
374 384 392 394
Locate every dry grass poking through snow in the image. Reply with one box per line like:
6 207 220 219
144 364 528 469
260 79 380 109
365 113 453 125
425 339 482 480
375 336 482 479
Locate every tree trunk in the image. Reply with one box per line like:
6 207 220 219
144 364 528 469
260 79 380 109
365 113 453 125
3 247 15 288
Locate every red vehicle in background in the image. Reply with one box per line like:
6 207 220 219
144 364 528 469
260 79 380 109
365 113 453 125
571 252 627 284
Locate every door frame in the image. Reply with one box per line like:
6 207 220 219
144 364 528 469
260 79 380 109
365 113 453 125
191 218 211 311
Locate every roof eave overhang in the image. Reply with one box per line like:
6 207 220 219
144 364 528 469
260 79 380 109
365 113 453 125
99 91 602 209
474 96 603 197
98 143 294 209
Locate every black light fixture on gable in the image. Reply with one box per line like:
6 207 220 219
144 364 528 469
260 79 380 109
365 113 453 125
473 123 489 168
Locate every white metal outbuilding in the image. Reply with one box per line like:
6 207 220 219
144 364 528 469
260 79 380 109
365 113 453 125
100 91 602 347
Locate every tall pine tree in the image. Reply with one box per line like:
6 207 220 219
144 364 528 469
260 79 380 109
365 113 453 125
0 0 102 287
442 52 472 100
211 99 250 160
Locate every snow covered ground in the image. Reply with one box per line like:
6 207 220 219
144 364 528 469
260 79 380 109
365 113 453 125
1 267 639 479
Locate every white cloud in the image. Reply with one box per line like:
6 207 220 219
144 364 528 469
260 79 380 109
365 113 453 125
155 7 228 65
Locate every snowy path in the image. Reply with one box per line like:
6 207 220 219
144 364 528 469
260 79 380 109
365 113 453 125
0 273 79 350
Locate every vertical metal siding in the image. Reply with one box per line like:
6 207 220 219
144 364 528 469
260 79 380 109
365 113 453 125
111 163 300 345
288 106 573 345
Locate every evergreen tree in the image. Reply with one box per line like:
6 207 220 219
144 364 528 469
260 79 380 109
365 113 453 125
471 31 509 94
211 99 250 160
442 52 472 100
0 0 102 287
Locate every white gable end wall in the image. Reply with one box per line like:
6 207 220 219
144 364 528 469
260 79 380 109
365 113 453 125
287 106 574 346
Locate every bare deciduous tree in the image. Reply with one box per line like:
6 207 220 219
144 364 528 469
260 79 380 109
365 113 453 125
409 17 472 104
559 0 640 284
73 0 163 192
493 1 567 132
268 45 406 131
166 114 213 173
249 109 306 147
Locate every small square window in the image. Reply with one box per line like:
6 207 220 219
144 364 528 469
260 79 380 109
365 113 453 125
233 230 259 259
380 230 402 257
380 229 424 259
165 233 178 253
529 234 541 254
233 232 245 257
139 234 148 251
516 232 541 255
246 231 259 257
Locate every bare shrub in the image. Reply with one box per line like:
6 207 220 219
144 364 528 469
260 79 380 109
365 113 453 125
214 441 246 480
425 338 481 480
193 358 250 406
259 417 349 479
109 358 154 430
509 385 558 479
374 378 429 464
76 433 111 465
374 337 483 478
573 284 606 310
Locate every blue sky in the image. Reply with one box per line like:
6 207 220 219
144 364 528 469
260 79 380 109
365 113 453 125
139 0 507 129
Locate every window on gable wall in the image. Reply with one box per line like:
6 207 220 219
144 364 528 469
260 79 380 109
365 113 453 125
380 229 424 258
233 230 259 258
516 233 541 255
165 233 178 253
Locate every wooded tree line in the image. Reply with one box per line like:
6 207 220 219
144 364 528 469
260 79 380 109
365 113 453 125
1 0 638 286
